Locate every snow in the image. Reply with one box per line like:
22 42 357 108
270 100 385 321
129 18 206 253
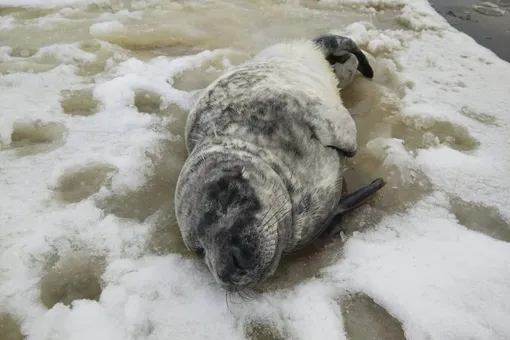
89 21 125 37
324 193 510 339
1 0 510 339
0 0 106 8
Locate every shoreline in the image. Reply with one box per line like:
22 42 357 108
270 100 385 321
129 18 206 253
428 0 510 62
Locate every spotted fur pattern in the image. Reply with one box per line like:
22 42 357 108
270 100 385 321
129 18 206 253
174 36 372 290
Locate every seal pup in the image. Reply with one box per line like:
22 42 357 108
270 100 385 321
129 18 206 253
174 34 385 291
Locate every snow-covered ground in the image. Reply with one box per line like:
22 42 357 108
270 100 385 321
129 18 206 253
1 0 509 339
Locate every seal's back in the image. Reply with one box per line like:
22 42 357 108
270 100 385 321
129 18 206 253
182 39 359 249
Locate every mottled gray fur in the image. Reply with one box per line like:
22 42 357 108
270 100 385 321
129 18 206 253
174 34 376 291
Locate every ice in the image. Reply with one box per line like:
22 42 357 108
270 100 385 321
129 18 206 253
0 16 15 31
396 30 510 218
473 2 506 17
92 49 233 111
324 193 510 339
36 44 97 64
0 0 106 8
89 21 125 37
1 0 510 339
0 64 78 144
366 137 417 184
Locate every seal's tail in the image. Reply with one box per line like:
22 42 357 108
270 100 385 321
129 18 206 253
312 34 374 79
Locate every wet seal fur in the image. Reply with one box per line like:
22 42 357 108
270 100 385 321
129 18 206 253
175 34 385 291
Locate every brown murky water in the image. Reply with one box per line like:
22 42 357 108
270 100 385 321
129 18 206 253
1 0 507 339
0 312 24 340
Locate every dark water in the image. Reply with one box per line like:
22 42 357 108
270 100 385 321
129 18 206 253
429 0 510 62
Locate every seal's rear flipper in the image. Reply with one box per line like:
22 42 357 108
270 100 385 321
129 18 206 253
334 178 386 215
313 34 374 79
320 177 386 239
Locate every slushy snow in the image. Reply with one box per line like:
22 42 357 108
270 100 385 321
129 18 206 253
1 0 510 339
0 0 107 8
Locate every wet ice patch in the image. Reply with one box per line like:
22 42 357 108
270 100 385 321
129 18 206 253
51 161 117 203
473 2 506 16
0 26 233 337
0 64 79 144
133 89 164 114
10 119 67 156
95 136 187 222
60 88 99 116
340 293 406 340
172 52 245 91
36 43 97 64
0 43 101 75
324 194 510 340
39 251 105 309
88 17 203 50
0 0 107 8
366 137 416 184
2 0 510 339
10 119 66 145
89 20 125 38
244 322 286 340
387 115 481 152
92 48 234 112
0 312 24 340
450 197 510 243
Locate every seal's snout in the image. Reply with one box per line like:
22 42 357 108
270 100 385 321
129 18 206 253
231 246 256 271
215 245 256 289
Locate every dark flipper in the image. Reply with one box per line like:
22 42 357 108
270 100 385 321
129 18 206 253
289 177 385 251
334 178 386 215
321 178 386 239
312 34 374 79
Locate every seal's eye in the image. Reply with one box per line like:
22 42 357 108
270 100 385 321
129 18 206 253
194 247 205 258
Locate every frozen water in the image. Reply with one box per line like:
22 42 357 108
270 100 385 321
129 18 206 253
1 0 510 340
0 0 106 8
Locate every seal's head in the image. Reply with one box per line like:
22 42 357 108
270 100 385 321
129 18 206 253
177 161 291 292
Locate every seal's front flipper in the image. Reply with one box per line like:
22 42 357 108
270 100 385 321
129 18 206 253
305 104 358 157
313 34 374 80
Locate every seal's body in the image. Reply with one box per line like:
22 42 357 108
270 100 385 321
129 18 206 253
175 35 384 291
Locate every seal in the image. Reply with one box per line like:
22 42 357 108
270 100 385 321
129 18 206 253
174 34 385 291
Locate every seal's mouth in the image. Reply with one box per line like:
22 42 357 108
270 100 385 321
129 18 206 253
221 282 244 293
210 252 281 293
219 278 261 296
216 272 258 292
204 255 254 292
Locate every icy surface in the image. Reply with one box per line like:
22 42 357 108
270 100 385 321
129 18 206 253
0 0 106 8
1 0 510 339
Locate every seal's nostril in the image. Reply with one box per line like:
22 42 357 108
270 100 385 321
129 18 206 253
232 253 243 270
231 248 254 274
232 253 250 276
